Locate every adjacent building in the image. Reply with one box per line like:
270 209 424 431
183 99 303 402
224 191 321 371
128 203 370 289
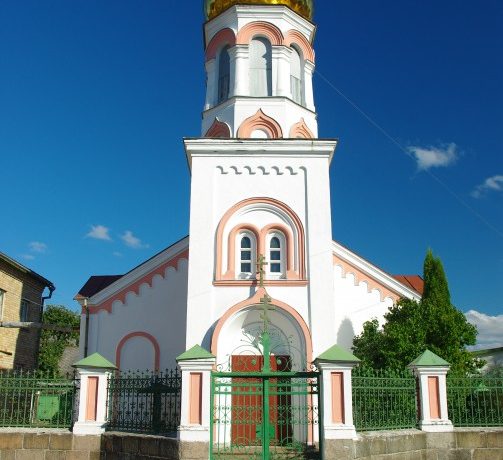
0 251 55 369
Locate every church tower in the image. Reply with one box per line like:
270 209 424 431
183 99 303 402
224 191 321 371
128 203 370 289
185 0 337 367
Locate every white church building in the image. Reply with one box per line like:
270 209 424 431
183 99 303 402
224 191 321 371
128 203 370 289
75 0 424 374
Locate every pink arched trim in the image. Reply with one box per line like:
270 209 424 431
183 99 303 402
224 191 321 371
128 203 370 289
333 253 400 303
85 249 189 315
260 223 296 277
290 118 315 139
211 287 313 366
205 28 237 61
215 197 306 282
116 331 160 371
236 21 284 46
205 119 231 138
283 30 315 63
237 110 283 139
224 224 261 280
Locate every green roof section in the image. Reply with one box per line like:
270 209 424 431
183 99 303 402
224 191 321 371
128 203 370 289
73 352 117 369
316 344 360 363
409 349 449 367
177 345 215 362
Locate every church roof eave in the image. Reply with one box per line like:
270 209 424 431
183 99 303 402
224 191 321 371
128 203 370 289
332 240 422 301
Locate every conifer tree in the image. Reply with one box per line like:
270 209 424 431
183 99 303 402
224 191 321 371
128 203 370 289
352 250 481 375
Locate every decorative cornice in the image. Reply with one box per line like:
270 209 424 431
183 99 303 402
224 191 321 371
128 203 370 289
332 241 421 302
217 165 300 175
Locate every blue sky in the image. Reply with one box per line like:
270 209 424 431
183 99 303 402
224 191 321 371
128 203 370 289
0 1 501 347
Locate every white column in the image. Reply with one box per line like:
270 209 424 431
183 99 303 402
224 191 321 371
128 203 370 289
316 360 358 440
273 46 292 98
204 59 216 111
410 365 453 432
177 357 215 442
304 60 316 111
229 45 248 97
73 367 113 435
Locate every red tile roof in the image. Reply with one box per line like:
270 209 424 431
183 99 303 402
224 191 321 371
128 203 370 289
392 275 424 295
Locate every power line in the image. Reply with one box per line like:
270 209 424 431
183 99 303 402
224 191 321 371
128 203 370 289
315 70 503 240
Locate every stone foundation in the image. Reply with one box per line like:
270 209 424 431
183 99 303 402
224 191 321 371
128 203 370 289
0 428 501 460
325 428 503 460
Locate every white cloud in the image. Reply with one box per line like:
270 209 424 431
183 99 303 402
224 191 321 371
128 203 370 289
86 225 112 241
29 241 47 253
112 251 123 257
408 143 458 171
21 254 35 261
121 230 149 249
465 310 503 350
471 175 503 198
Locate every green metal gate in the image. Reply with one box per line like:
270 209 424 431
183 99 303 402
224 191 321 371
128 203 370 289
210 369 321 460
210 268 321 460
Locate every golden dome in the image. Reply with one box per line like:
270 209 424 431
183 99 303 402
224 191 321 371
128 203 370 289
204 0 313 21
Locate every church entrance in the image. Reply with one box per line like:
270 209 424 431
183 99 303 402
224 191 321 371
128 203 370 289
210 290 321 460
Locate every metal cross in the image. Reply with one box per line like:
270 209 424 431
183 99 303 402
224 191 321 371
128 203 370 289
259 292 275 332
256 254 268 287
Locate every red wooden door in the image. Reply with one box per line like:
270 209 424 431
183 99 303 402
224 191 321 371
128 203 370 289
231 355 291 446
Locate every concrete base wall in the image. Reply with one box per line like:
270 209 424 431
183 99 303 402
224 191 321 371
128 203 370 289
0 428 501 460
325 428 503 460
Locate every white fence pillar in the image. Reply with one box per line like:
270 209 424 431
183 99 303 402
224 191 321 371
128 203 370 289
409 350 453 432
176 345 216 442
315 345 360 440
72 353 116 435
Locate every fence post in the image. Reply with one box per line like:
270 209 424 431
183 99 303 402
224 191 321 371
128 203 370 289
409 349 453 432
72 352 117 435
315 344 360 442
176 345 215 443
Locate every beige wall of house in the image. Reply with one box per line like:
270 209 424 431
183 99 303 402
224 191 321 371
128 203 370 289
0 256 52 369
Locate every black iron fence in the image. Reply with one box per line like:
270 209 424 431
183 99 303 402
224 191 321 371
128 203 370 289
106 368 182 434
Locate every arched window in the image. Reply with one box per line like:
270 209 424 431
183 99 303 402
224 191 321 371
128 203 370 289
218 45 231 103
249 37 272 97
268 232 286 278
238 233 256 278
290 46 302 104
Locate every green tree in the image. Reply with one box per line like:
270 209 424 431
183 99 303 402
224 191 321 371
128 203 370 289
38 305 80 374
352 250 481 375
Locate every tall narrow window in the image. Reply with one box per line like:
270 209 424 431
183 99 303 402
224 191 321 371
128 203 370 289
218 45 231 103
249 37 272 97
290 47 302 104
270 237 282 273
0 290 4 320
239 235 254 277
20 299 29 322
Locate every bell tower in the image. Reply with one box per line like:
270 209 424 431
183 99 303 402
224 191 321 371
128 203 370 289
184 0 338 361
202 0 318 139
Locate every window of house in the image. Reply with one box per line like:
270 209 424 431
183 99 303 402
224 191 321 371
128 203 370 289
249 37 272 97
20 299 29 322
268 233 286 278
238 234 256 279
0 290 4 320
218 45 231 103
290 46 303 104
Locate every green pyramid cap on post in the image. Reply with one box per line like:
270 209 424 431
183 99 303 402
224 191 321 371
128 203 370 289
177 345 215 362
73 352 117 370
316 344 360 363
409 349 450 367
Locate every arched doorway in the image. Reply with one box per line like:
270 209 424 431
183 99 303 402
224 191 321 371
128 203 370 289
209 290 321 459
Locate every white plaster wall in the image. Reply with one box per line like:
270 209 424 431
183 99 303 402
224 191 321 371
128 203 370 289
186 145 335 362
333 265 394 351
85 259 188 371
202 97 318 138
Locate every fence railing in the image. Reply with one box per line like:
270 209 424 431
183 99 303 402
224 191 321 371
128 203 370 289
0 370 77 429
447 376 503 427
106 368 182 434
352 367 417 431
